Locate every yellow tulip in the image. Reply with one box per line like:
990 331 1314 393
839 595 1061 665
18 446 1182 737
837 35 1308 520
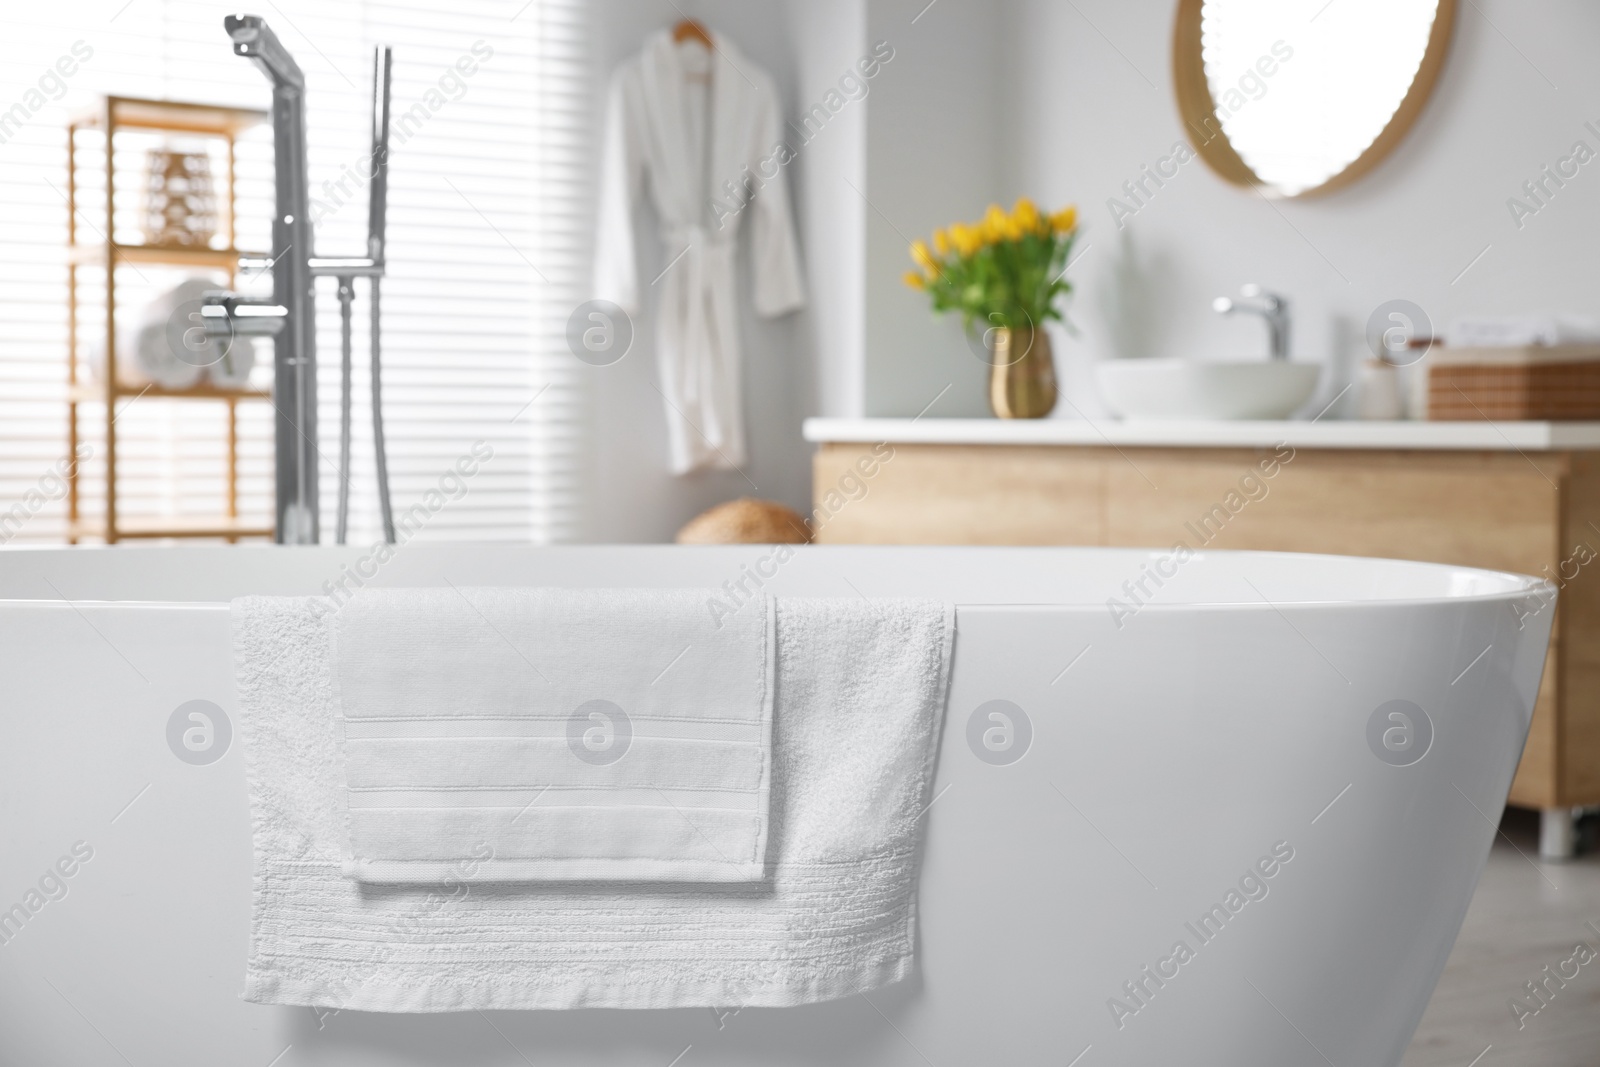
910 239 937 272
951 223 980 257
984 203 1007 233
1050 205 1078 233
903 270 927 290
1013 196 1040 231
932 229 950 256
979 211 995 240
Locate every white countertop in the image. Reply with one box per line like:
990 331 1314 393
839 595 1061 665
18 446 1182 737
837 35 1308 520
803 417 1600 452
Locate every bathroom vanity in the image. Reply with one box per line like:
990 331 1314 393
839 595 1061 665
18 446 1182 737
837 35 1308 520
807 417 1600 856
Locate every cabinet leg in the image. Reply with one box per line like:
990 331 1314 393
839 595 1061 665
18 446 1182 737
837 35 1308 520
1540 807 1577 861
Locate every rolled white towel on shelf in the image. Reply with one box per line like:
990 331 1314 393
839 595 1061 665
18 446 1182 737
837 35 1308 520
134 276 232 388
88 276 254 389
84 328 148 389
1446 313 1600 349
89 326 206 390
127 318 202 389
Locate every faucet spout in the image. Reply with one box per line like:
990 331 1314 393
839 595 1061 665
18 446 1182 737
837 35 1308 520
1213 283 1291 360
198 295 288 338
224 15 305 92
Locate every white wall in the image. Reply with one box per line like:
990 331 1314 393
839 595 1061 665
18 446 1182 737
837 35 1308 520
576 0 820 541
787 0 869 420
861 0 1004 417
858 0 1600 419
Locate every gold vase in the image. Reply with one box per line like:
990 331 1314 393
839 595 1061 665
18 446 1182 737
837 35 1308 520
987 326 1057 419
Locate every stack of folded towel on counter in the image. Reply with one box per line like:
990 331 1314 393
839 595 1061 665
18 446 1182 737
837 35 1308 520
1445 313 1600 349
232 587 954 1012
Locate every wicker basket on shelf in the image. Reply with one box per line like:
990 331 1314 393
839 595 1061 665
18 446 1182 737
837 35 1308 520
1423 345 1600 420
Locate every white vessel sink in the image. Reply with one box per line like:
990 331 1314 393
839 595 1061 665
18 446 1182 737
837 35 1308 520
1098 359 1321 420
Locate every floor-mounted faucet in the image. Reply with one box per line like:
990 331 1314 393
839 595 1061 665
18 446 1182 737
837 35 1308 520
1213 283 1291 361
201 15 395 545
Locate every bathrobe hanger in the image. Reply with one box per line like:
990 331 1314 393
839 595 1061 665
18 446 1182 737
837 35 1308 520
671 17 713 47
671 17 713 81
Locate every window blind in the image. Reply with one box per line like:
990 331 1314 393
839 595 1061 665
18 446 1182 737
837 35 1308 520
0 0 587 544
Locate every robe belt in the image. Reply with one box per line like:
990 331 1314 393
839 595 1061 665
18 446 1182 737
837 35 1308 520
660 224 733 409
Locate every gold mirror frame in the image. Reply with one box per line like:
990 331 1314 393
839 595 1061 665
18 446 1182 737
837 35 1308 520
1172 0 1458 198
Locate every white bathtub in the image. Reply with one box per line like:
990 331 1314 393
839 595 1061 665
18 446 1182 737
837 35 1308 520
0 544 1552 1066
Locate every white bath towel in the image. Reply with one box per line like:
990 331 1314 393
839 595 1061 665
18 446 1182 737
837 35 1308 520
232 594 954 1011
329 586 775 883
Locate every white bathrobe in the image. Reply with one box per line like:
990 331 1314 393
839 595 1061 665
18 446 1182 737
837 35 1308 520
595 30 806 474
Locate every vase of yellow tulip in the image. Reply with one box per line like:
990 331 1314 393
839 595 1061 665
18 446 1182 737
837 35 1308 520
905 198 1077 418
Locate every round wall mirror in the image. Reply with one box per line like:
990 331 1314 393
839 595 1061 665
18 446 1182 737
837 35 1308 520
1173 0 1457 198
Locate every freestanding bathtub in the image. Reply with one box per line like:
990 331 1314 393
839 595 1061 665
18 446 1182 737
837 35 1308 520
0 544 1553 1066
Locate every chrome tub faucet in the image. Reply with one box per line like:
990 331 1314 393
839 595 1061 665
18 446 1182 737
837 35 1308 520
200 15 395 544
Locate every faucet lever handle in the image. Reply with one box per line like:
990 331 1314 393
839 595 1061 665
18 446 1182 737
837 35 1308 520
1240 282 1286 310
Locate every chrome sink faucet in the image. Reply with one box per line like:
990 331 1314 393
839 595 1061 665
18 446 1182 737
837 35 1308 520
1213 284 1291 360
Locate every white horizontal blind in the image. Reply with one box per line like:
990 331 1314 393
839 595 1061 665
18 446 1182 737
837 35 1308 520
0 0 586 544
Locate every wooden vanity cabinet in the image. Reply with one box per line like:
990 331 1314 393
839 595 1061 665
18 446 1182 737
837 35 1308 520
811 428 1600 851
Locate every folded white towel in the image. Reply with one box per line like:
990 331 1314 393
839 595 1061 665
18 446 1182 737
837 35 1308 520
1447 313 1600 348
232 593 954 1011
137 277 229 387
330 587 775 883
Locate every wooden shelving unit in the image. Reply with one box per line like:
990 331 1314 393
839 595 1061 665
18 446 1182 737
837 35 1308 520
66 96 274 543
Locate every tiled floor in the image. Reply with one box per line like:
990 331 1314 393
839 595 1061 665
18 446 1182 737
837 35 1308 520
1403 809 1600 1067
